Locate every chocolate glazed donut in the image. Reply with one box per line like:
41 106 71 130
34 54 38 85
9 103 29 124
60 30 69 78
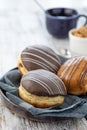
57 56 87 95
19 69 67 108
18 45 61 75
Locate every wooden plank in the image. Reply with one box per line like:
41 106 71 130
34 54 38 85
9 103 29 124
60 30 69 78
0 94 87 130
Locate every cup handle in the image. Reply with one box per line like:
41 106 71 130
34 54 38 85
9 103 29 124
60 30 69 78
77 15 87 26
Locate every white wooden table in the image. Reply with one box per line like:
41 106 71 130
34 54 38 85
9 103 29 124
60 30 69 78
0 0 87 129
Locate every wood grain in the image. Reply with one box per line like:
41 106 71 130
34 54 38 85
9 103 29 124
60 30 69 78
0 0 87 129
1 93 87 130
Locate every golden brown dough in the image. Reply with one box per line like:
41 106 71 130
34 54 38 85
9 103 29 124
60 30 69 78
57 56 87 95
19 85 64 108
18 54 28 76
18 69 67 108
17 45 61 75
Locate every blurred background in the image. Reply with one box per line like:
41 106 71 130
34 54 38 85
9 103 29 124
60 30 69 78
0 0 87 76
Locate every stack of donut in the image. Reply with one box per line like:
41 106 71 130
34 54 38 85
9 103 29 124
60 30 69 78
18 45 87 108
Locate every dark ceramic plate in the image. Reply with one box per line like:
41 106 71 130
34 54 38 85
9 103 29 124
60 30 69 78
0 56 87 122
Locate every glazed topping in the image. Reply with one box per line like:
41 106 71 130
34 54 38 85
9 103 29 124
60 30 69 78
21 45 61 74
58 56 87 90
21 69 67 96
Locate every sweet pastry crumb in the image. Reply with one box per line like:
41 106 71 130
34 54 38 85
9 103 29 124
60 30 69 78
57 56 87 95
18 45 61 75
19 85 64 108
18 69 67 108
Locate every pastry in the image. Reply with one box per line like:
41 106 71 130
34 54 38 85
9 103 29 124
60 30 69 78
57 56 87 95
18 45 61 75
19 69 67 108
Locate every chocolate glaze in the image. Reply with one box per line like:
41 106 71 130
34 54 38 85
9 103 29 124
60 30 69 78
58 56 87 91
21 69 67 96
21 45 61 74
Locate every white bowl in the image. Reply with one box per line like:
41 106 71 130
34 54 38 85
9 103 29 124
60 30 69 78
69 29 87 55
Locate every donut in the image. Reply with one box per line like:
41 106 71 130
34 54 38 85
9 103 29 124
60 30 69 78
18 69 67 108
18 45 61 75
57 56 87 95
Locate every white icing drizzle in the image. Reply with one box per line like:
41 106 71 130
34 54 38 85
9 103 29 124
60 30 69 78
53 76 67 93
44 73 65 93
29 46 59 57
22 46 61 65
22 52 58 71
59 57 78 78
22 58 55 72
22 77 54 95
33 71 66 94
23 69 66 95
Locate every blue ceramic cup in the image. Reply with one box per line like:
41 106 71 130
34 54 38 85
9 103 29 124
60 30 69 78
45 8 87 38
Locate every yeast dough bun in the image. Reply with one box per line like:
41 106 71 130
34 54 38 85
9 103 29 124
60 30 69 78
19 69 67 108
18 45 61 75
57 56 87 95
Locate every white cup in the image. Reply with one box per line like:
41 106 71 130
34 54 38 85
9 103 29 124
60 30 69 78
69 29 87 55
